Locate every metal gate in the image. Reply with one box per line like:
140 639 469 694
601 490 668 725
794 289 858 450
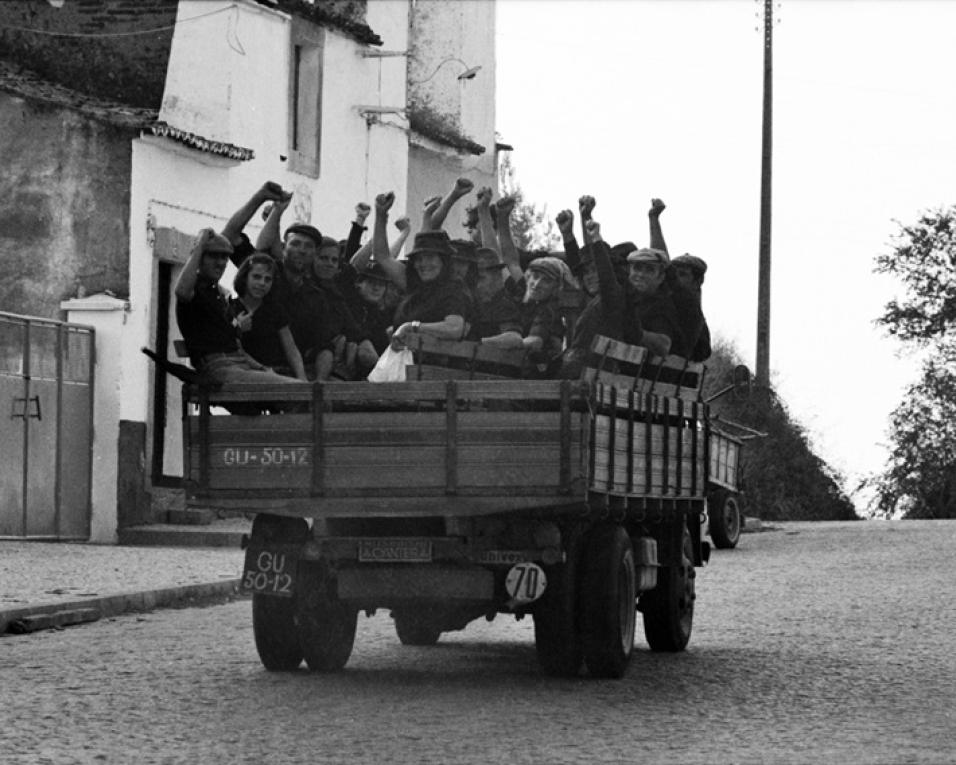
0 312 94 539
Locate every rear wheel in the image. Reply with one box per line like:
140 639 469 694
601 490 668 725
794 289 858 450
641 523 695 651
249 515 308 671
533 527 585 677
295 564 357 672
580 525 636 679
252 594 302 671
709 490 742 549
393 611 442 646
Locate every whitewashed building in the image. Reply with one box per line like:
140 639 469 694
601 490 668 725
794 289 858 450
2 0 499 542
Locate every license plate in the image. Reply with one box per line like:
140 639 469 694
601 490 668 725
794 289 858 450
241 546 297 597
358 538 433 563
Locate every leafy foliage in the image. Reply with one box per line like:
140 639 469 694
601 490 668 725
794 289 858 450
704 337 858 521
875 210 956 344
496 153 560 252
871 209 956 518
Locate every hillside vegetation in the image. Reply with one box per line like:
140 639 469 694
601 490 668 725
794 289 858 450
702 338 858 521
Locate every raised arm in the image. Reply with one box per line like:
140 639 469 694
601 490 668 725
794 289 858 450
255 192 293 261
421 195 442 232
584 219 624 316
221 182 286 249
494 195 523 283
578 195 596 248
556 209 581 272
648 198 668 254
370 192 407 290
173 229 215 302
344 202 371 259
476 186 498 253
429 177 475 231
390 215 411 259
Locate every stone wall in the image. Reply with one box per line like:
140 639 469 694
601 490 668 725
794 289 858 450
0 93 132 319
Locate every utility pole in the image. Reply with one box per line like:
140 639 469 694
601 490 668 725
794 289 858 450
756 0 773 388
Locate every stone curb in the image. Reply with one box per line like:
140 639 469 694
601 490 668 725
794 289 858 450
0 579 241 635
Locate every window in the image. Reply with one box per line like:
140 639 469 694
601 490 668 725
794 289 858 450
289 22 324 177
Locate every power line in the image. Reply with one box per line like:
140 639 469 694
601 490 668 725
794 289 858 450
0 5 232 39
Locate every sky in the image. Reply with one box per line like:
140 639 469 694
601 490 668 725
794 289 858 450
495 0 956 513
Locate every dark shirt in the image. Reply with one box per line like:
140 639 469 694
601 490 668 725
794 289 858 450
176 279 239 366
393 278 469 327
628 286 686 357
506 276 565 353
228 234 328 358
342 262 390 353
670 284 711 362
230 297 290 368
315 272 361 347
467 289 522 341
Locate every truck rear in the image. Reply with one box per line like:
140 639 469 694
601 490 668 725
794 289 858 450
182 335 741 677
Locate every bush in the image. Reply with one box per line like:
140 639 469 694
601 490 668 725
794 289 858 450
703 338 858 521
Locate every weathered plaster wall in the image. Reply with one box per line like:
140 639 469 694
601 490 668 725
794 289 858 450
407 0 496 173
0 93 131 319
0 0 176 109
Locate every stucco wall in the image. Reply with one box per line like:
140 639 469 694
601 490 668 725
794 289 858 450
131 0 413 484
0 93 131 319
407 0 496 175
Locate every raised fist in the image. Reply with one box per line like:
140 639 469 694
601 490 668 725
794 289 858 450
495 195 516 217
578 195 596 219
649 198 666 217
555 209 574 234
584 219 602 241
259 181 286 201
375 192 395 213
477 186 493 208
394 215 411 232
423 195 442 215
355 202 372 223
453 177 475 197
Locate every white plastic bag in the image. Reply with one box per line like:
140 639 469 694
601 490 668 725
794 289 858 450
367 346 413 383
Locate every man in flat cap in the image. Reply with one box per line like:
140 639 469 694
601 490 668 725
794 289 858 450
670 253 711 362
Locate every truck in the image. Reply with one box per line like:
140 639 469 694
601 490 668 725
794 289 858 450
179 334 745 678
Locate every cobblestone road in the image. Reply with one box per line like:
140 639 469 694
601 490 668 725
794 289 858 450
2 521 955 765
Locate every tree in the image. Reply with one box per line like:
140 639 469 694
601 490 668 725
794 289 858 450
870 208 956 518
496 152 560 252
704 337 857 521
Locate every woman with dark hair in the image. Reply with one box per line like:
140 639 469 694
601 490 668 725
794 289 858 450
389 229 468 349
231 252 308 380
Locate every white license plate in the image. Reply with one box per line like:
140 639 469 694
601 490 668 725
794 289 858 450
358 538 433 563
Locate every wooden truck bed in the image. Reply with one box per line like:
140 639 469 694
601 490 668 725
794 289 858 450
184 380 592 517
182 336 721 519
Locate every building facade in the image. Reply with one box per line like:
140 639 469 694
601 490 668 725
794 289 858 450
0 0 498 542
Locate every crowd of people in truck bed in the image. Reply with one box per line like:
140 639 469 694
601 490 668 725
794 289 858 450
173 178 710 386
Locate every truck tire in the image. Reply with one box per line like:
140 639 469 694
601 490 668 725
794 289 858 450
252 594 303 671
533 527 585 677
709 490 742 549
393 611 442 646
250 514 309 671
580 525 637 679
295 565 357 672
641 523 695 652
